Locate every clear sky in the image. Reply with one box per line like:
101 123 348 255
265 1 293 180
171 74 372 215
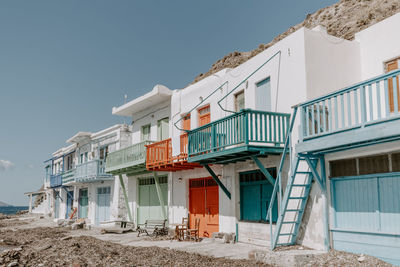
0 0 337 205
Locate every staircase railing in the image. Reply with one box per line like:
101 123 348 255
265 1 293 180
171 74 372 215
266 106 298 249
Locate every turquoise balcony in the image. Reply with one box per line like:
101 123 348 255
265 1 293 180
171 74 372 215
105 141 154 175
75 160 113 182
188 109 290 164
297 69 400 154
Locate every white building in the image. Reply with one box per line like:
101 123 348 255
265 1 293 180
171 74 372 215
46 124 131 225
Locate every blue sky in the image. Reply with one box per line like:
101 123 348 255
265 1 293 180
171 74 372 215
0 0 337 205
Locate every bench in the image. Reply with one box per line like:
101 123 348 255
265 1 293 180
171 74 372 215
136 219 168 237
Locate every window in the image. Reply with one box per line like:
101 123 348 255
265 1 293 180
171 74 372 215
198 105 210 126
330 159 357 177
99 146 108 161
385 58 400 112
157 117 169 141
182 114 191 131
330 153 397 178
141 124 151 141
255 77 271 111
235 91 245 112
80 153 84 164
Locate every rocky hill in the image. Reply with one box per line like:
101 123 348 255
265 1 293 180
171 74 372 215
192 0 400 84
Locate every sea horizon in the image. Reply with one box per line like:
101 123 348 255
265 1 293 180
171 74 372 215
0 206 29 215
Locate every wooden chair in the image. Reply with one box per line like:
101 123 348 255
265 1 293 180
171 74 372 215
177 217 188 240
186 218 200 242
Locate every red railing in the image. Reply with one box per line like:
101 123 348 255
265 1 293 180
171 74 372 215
146 134 200 171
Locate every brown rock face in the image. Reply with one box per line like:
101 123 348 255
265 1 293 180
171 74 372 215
192 0 400 84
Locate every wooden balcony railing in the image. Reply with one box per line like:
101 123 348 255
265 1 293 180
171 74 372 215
50 173 62 188
146 134 201 171
105 141 154 173
299 69 400 141
75 159 113 182
188 109 290 158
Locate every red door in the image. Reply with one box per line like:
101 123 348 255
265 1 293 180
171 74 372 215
189 178 219 237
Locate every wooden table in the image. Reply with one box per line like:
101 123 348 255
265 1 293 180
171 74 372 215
170 223 186 241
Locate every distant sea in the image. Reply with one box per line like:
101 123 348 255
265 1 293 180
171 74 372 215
0 206 29 215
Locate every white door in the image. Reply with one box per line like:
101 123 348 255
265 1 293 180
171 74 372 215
96 187 111 225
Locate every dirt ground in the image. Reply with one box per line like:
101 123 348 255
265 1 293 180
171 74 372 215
0 227 269 267
0 215 393 267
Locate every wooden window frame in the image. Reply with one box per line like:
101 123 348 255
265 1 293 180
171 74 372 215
198 105 211 127
385 57 400 113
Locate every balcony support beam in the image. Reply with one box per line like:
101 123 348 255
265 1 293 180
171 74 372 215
118 174 133 223
250 156 275 185
202 164 231 199
154 172 167 220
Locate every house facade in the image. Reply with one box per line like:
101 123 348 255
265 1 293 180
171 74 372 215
39 12 400 265
45 124 130 225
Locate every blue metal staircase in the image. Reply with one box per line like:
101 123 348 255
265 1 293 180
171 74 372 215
267 106 327 249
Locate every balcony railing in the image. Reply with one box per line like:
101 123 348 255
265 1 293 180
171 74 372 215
299 69 400 141
50 173 62 188
62 168 76 184
146 134 200 171
105 141 154 173
75 159 112 182
188 109 290 157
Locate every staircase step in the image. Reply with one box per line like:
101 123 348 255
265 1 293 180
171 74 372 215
279 233 296 236
282 221 300 224
286 209 304 212
276 242 294 246
292 184 311 187
288 197 307 200
296 171 312 174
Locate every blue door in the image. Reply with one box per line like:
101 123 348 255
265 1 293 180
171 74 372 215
240 169 278 223
65 190 74 219
331 174 400 265
96 187 111 225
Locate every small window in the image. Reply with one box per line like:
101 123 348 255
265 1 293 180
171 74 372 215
330 159 357 177
198 105 210 126
235 91 245 112
157 118 169 141
385 58 400 113
99 146 108 161
141 124 151 141
182 114 191 131
358 154 389 175
392 152 400 172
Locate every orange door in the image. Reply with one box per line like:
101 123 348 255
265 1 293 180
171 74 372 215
182 114 191 131
205 186 219 235
189 178 219 237
198 105 211 126
386 60 399 112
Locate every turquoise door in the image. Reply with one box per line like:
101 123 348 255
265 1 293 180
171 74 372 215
137 177 168 225
78 188 88 218
65 190 74 219
96 187 111 225
240 169 278 223
331 174 400 265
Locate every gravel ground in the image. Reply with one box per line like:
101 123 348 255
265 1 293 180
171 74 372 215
0 227 270 267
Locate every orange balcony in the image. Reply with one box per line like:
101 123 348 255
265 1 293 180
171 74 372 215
146 134 201 171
